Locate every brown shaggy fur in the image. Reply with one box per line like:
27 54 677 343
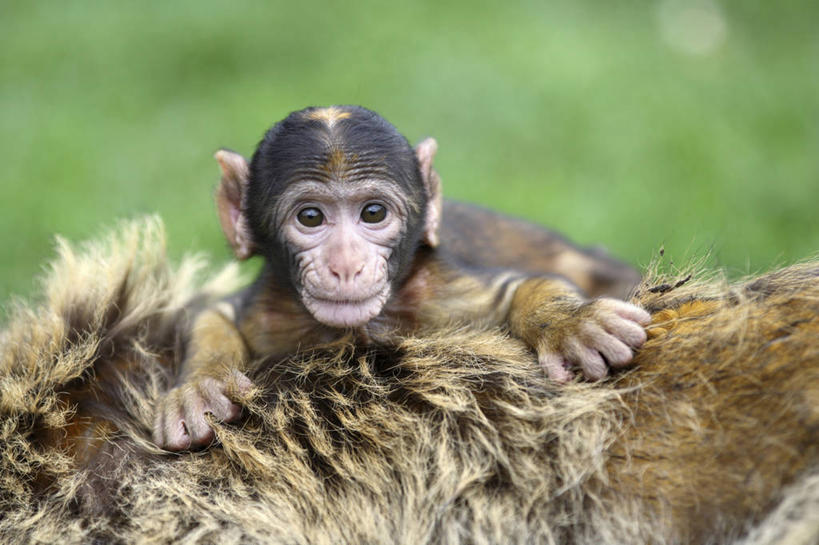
1 217 817 544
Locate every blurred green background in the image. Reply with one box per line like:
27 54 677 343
1 1 817 306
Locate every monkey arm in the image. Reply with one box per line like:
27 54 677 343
180 304 251 382
417 264 649 382
505 277 650 382
152 306 253 451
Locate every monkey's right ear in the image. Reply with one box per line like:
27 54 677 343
214 149 255 260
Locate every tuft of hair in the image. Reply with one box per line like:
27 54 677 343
303 105 354 126
1 219 817 544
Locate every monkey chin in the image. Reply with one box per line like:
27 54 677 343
303 291 390 329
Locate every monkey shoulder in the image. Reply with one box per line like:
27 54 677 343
439 200 639 298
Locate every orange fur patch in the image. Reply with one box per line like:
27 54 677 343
323 147 348 175
305 106 353 126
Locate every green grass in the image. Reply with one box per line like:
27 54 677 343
2 1 817 307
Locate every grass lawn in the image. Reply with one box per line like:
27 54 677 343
1 1 817 310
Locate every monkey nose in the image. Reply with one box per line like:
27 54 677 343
329 261 365 286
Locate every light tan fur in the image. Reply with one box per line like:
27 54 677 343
1 218 817 544
305 106 353 126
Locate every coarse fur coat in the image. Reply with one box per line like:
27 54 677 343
1 217 817 544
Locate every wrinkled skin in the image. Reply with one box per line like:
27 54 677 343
278 179 410 328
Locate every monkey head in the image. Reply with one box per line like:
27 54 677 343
214 106 442 328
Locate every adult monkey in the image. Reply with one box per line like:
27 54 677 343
153 106 649 451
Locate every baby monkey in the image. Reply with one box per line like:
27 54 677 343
153 106 649 451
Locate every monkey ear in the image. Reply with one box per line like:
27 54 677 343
415 137 443 248
214 149 255 260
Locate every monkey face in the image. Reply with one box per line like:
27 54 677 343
216 106 442 329
275 178 412 328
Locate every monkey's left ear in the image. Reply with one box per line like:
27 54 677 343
415 138 443 248
214 149 255 260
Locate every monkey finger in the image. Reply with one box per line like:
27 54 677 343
185 414 215 449
227 369 254 397
198 377 226 402
161 401 191 452
582 323 634 368
595 298 651 325
182 390 215 448
208 390 243 423
197 376 246 422
566 337 609 380
222 398 243 423
537 349 574 383
599 313 648 348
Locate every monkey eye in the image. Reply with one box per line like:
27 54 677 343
297 207 324 227
361 203 387 224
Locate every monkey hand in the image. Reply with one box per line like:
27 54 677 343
517 297 651 383
537 298 650 382
152 370 253 452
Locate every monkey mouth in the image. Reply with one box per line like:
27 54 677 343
304 290 390 329
314 296 376 305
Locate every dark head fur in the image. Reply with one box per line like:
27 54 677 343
246 105 429 294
